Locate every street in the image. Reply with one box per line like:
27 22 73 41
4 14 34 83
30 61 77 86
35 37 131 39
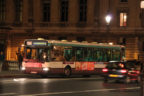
0 76 140 96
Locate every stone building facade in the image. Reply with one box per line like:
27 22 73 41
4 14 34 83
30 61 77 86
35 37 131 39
0 0 143 62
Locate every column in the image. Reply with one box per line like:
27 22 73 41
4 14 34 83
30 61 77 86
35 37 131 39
68 0 79 25
34 0 41 24
87 0 95 25
23 0 29 24
94 0 100 26
51 0 60 22
6 0 14 24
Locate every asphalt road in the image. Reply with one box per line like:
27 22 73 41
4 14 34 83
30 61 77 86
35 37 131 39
0 76 140 96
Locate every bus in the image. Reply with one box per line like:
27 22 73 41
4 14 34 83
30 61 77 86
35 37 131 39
21 39 125 77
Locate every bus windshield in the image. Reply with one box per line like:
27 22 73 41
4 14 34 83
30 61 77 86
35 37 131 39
25 47 50 61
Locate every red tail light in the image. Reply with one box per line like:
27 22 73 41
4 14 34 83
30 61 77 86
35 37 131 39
120 69 127 73
134 71 140 74
102 68 108 72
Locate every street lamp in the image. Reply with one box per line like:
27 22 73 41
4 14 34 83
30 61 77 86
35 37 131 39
140 0 144 27
141 0 144 9
105 13 112 43
105 14 112 25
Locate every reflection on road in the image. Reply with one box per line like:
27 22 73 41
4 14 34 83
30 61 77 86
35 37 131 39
0 77 140 96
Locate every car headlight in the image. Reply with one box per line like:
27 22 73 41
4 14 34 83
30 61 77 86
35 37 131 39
43 68 49 71
21 67 26 71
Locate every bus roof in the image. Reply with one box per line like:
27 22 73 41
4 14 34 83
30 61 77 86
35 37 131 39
24 39 125 49
47 40 125 49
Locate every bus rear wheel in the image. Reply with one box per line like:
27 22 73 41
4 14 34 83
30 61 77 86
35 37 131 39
64 68 71 77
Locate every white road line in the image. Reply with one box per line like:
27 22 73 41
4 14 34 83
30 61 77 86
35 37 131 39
19 87 140 96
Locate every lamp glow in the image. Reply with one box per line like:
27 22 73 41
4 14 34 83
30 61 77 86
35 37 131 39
141 1 144 9
105 14 112 25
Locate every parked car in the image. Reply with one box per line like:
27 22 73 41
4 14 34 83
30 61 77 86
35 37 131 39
102 61 140 83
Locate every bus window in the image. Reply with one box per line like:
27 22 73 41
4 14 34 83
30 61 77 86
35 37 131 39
51 46 65 61
103 49 107 62
107 49 112 61
25 48 50 61
76 48 84 61
26 48 36 59
83 48 93 61
103 49 112 62
97 49 103 62
112 50 121 61
39 49 50 61
64 47 73 61
121 48 125 60
93 49 98 61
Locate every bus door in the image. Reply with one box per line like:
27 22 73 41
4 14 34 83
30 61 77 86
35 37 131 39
23 47 50 68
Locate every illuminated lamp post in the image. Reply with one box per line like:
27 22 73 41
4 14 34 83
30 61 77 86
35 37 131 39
140 1 144 96
105 14 112 42
105 14 112 26
140 0 144 27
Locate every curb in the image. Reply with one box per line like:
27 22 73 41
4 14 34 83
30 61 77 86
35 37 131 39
0 74 30 78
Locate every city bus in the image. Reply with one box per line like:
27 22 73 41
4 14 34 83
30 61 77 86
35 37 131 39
21 39 125 77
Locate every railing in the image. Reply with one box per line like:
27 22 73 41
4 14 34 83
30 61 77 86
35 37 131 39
3 61 19 71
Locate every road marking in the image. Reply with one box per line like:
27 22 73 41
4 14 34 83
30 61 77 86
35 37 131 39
19 87 140 96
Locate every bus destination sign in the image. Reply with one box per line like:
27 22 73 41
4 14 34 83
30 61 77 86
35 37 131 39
33 42 47 46
26 41 47 46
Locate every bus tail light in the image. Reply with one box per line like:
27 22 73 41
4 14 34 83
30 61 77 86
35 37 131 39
102 68 108 72
136 71 140 74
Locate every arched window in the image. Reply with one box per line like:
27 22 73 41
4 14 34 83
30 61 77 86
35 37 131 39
79 0 87 22
42 0 51 22
0 0 5 23
14 0 23 23
60 0 69 22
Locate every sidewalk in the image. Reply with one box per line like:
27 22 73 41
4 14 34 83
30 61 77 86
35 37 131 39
0 70 32 78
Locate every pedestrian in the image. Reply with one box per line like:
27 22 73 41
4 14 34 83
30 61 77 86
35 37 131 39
16 52 23 70
0 52 5 72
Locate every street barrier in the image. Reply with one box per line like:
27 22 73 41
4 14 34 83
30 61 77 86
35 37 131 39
3 61 19 71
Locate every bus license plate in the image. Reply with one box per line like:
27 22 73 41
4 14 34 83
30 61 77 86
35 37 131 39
31 71 37 74
109 74 118 77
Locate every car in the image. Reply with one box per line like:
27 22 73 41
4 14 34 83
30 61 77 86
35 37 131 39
102 61 141 83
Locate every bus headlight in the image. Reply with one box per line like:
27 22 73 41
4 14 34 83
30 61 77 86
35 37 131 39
21 67 26 71
43 68 49 71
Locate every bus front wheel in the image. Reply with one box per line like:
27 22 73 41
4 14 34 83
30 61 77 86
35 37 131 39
64 68 71 77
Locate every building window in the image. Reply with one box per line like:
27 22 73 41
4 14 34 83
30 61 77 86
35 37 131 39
0 0 5 23
79 0 87 22
120 0 128 2
42 0 51 22
120 12 127 27
14 0 23 23
60 0 68 22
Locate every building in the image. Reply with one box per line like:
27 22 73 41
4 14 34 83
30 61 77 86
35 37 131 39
0 0 143 62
